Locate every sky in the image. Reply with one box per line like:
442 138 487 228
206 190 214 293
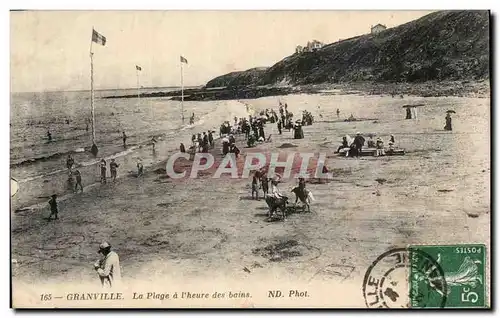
10 10 434 92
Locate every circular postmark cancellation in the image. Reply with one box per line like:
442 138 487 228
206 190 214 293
362 247 448 308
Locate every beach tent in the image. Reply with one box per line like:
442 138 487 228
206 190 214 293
345 134 354 146
11 178 18 197
402 104 424 119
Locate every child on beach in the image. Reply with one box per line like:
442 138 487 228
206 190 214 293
137 161 144 177
74 170 83 193
251 172 260 200
110 159 119 182
122 132 127 148
48 194 58 220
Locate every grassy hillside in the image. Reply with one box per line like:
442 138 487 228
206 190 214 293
205 67 268 88
206 10 489 88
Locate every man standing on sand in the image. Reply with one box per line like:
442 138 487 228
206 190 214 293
122 132 127 148
100 159 107 183
94 242 121 288
261 174 269 196
66 154 75 175
74 170 84 193
110 159 119 182
208 131 214 148
151 137 157 152
336 108 340 118
251 171 261 200
203 132 209 149
353 132 365 158
48 194 58 220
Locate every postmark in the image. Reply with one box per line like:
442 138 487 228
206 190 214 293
409 244 486 308
362 247 447 308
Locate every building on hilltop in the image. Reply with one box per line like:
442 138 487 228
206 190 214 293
307 40 324 51
371 23 387 34
296 40 324 54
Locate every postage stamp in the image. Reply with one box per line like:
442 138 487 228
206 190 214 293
409 244 486 308
9 9 490 309
363 245 486 309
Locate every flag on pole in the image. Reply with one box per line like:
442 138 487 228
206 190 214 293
92 29 106 46
180 56 188 64
136 65 142 71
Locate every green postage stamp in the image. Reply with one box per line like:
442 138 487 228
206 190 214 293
409 244 486 308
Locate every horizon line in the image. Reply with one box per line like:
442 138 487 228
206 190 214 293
11 84 205 94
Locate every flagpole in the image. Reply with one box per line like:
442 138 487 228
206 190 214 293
90 29 96 146
181 60 184 123
137 68 140 108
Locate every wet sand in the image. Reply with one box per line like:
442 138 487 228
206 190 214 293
11 93 490 307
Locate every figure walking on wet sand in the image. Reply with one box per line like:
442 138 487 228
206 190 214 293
66 154 75 175
48 194 58 220
151 137 157 152
110 159 119 182
122 131 127 148
47 130 52 142
74 169 83 193
336 108 340 118
137 160 144 177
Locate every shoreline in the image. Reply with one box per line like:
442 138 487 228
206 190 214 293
102 80 490 101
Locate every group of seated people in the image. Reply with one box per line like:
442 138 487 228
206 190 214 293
336 134 396 157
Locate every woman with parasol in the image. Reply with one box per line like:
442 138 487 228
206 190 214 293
444 110 455 131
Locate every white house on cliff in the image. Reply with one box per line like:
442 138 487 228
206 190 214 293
296 40 324 54
371 23 387 34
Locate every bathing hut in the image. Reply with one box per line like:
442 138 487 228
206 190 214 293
402 104 424 120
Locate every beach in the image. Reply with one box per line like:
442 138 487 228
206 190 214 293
11 90 490 307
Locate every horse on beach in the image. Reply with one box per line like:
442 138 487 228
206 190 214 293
264 195 289 220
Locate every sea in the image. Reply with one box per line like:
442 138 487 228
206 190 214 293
10 87 251 210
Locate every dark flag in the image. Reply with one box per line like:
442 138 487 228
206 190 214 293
180 56 188 64
136 65 142 71
92 29 106 46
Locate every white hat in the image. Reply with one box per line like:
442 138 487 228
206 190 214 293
99 242 111 250
356 132 361 135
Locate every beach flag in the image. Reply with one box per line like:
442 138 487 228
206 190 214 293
180 56 188 64
136 65 142 71
92 29 106 46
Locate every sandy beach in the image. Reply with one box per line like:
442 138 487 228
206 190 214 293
10 91 490 307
